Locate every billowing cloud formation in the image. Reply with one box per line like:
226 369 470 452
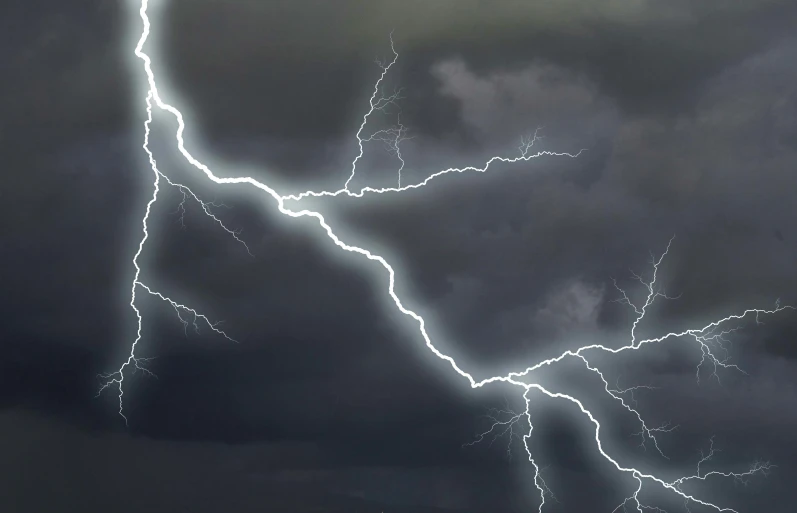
431 58 614 141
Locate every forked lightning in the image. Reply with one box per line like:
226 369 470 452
98 0 792 511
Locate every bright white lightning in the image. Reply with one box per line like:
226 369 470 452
99 0 793 510
282 124 583 202
96 90 239 424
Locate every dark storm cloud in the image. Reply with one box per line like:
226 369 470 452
0 1 129 152
4 0 797 512
156 0 797 147
1 135 142 352
328 34 797 352
0 410 493 513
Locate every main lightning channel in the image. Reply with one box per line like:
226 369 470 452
102 0 793 511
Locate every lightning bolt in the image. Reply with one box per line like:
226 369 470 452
99 0 793 510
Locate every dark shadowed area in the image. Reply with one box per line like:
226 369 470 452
2 0 797 512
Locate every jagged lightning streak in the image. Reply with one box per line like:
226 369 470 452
342 33 403 192
163 172 253 257
97 89 240 424
100 0 793 510
282 125 582 202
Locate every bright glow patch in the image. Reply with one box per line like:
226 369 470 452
98 0 793 510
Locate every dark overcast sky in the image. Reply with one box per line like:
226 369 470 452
3 1 797 512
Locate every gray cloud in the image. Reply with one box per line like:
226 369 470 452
4 2 797 512
431 57 617 144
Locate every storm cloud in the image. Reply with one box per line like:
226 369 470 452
2 0 797 512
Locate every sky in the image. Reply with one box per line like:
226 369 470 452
2 0 797 512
